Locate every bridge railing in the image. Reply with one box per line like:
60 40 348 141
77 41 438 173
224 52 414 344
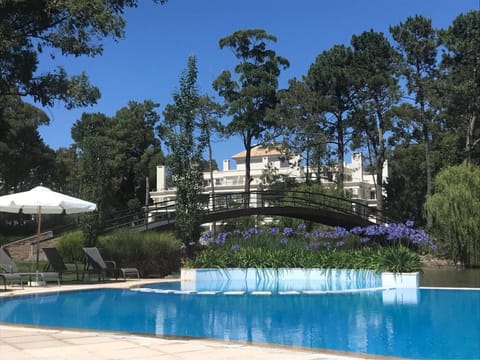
203 190 389 224
102 190 390 232
102 199 177 232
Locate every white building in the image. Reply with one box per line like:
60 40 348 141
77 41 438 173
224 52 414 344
150 147 388 210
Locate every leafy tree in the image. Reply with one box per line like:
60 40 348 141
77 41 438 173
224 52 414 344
162 55 207 252
0 96 57 193
438 10 480 164
109 100 162 208
196 95 225 201
384 144 427 224
425 163 480 267
270 78 327 184
53 146 82 196
350 30 401 212
72 112 115 244
0 0 166 108
72 101 162 213
390 15 440 226
213 29 289 203
304 45 357 189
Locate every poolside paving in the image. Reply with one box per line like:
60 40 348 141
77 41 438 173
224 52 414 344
0 280 381 360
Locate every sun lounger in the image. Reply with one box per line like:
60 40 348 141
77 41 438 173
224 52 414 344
42 247 81 282
82 247 139 281
0 247 60 286
0 272 23 290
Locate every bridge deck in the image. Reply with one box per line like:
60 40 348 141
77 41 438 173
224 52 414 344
104 190 387 232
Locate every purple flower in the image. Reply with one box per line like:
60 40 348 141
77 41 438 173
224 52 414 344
268 227 280 235
297 223 307 233
216 232 229 245
283 227 294 236
247 227 262 235
242 230 251 239
336 240 345 247
406 220 414 227
333 227 349 238
310 229 322 239
231 244 240 251
200 231 214 245
280 237 288 245
350 226 364 235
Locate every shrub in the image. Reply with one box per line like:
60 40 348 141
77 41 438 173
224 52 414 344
98 230 180 277
425 163 480 267
56 230 84 261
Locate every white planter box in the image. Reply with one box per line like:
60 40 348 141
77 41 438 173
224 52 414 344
181 268 387 292
182 268 420 291
381 272 420 288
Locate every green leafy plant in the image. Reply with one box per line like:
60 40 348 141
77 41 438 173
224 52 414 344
98 230 180 277
189 223 430 273
376 246 422 273
57 230 84 261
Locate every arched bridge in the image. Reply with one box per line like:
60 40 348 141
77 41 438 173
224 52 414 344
103 190 390 233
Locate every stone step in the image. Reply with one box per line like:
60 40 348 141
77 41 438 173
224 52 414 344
3 234 57 262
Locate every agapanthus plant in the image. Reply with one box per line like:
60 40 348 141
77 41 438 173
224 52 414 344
188 221 434 272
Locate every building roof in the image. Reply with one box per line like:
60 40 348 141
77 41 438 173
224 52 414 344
232 147 285 159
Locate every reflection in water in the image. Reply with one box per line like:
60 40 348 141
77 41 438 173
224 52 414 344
421 266 480 287
382 288 419 304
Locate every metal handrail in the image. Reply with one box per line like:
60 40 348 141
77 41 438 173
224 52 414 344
102 190 391 232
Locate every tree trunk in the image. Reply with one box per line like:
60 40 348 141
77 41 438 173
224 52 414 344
465 113 478 163
376 109 385 213
423 123 433 227
207 137 216 232
241 130 257 208
244 144 252 208
336 114 345 190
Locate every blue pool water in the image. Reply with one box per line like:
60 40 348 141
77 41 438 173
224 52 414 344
0 286 479 359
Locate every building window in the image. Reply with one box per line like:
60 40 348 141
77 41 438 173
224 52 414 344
370 190 376 200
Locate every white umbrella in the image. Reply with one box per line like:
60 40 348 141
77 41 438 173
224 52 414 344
0 186 97 270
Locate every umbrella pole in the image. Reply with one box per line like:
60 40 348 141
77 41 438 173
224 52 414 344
36 206 41 276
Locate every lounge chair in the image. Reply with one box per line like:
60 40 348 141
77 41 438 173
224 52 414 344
0 247 59 286
0 272 23 290
42 247 81 282
82 247 139 281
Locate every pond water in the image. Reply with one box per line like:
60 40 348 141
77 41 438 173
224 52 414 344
420 266 480 288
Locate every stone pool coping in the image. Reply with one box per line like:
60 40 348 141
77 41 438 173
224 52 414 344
0 279 381 360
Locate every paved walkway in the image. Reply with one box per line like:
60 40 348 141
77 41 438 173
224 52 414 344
0 280 379 360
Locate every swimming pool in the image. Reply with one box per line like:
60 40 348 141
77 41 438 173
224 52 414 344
0 286 478 359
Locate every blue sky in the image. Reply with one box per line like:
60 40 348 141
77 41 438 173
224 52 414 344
36 0 478 166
